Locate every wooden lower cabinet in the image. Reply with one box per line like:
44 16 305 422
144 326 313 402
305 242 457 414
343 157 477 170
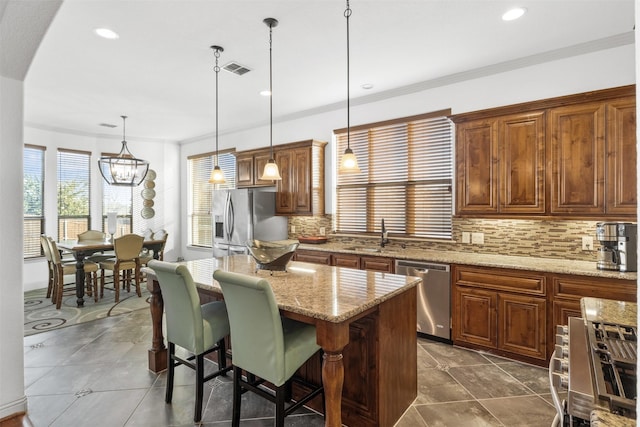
333 253 360 269
361 256 394 273
453 265 547 365
294 249 331 265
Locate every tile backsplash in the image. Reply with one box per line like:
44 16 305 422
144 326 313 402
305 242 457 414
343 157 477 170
289 215 602 262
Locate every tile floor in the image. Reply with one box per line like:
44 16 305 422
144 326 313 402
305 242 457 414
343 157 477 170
23 309 558 426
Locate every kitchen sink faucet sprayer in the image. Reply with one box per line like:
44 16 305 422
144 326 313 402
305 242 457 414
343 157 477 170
381 218 390 247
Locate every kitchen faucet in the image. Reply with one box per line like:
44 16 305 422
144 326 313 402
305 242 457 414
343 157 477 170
380 218 390 248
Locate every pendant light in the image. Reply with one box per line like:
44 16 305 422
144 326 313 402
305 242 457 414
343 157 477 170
208 45 226 184
260 17 282 181
339 0 361 174
98 115 150 186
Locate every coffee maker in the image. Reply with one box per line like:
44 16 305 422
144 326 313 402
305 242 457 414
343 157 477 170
595 222 637 272
617 223 637 272
595 222 619 270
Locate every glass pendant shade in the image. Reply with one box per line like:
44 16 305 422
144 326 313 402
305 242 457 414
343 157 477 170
261 159 282 180
98 116 149 186
339 147 361 174
209 165 226 184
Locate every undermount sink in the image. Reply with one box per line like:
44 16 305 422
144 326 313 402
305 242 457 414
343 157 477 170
345 246 382 253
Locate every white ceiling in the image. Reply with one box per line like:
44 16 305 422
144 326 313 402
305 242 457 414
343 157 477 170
24 0 635 143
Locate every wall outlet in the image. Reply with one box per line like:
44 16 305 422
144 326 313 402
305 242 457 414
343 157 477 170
461 232 471 244
319 227 326 236
471 232 484 245
582 236 594 251
291 225 296 234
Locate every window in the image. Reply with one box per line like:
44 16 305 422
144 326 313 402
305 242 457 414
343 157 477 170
102 152 133 237
188 150 236 247
24 145 46 258
57 149 91 240
335 110 453 239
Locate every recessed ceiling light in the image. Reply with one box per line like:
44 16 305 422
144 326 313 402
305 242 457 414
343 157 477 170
94 28 119 39
260 90 271 97
502 7 527 21
361 83 374 90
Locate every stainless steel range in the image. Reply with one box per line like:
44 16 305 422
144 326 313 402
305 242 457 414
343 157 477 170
550 308 637 426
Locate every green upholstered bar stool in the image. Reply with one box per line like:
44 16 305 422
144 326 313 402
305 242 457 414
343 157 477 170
213 269 324 427
147 260 231 423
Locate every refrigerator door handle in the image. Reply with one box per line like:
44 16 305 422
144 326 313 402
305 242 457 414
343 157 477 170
226 193 235 242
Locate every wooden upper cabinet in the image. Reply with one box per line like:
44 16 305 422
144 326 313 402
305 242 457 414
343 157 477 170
549 102 606 214
235 148 275 188
275 139 326 216
606 97 637 215
500 112 546 213
456 119 499 214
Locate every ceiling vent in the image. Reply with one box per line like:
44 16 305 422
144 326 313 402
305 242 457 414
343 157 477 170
99 123 118 128
222 61 251 76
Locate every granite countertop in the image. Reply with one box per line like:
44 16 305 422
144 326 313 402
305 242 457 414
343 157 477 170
581 297 637 326
590 409 637 427
296 242 638 281
172 255 420 323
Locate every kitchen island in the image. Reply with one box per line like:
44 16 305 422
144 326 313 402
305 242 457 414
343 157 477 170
145 255 420 427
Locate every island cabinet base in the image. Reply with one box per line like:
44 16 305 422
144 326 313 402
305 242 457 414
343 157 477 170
198 286 417 427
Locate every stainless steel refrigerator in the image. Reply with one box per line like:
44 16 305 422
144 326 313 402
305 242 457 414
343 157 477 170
212 188 288 257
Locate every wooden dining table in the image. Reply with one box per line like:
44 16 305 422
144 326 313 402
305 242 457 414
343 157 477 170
57 238 166 307
144 255 420 427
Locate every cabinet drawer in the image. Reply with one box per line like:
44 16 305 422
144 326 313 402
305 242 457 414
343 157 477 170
294 250 331 265
333 254 360 269
552 274 636 301
361 256 394 273
455 266 545 295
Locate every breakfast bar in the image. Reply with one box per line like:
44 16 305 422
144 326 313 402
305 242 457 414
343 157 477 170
146 255 420 427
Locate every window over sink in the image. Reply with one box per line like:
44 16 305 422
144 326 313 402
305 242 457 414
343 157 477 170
335 110 453 240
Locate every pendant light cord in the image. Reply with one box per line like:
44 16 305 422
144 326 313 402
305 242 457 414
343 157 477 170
268 21 274 160
214 47 221 166
121 115 127 143
345 1 351 150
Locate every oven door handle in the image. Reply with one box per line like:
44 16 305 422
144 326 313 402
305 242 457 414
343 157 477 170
549 349 566 426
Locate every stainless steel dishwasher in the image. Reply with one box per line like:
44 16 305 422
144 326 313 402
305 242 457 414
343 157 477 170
395 260 451 341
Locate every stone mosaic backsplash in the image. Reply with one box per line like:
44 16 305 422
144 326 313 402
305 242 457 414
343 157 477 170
288 215 603 262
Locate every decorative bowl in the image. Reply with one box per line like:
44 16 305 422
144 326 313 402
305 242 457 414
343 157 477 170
246 240 299 272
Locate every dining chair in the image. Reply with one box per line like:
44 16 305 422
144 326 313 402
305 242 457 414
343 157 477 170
99 234 144 303
147 260 232 423
78 229 113 263
139 229 168 267
212 269 324 427
47 237 100 308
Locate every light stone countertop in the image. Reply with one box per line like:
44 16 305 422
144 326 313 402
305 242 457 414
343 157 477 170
178 255 420 323
590 409 636 427
296 242 638 281
581 297 637 326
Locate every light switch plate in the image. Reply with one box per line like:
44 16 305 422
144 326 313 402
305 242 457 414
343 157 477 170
319 227 326 236
582 236 594 251
471 232 484 245
291 225 296 234
461 232 471 244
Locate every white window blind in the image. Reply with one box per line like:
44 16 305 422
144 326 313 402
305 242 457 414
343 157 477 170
188 150 236 247
335 111 453 239
24 145 45 258
102 151 133 237
57 149 91 240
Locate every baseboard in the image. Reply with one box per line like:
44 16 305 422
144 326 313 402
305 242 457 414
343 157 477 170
0 396 27 424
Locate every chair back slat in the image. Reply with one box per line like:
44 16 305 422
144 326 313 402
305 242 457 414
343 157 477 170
78 230 106 241
147 260 206 354
213 269 286 385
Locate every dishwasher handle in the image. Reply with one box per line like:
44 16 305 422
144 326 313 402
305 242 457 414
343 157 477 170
395 260 450 273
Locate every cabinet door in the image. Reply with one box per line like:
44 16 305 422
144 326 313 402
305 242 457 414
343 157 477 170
275 150 294 214
333 253 360 269
606 97 637 215
499 112 546 213
456 119 499 214
453 287 497 348
236 155 254 187
498 293 546 360
549 103 605 214
294 249 331 265
361 256 394 273
292 148 312 215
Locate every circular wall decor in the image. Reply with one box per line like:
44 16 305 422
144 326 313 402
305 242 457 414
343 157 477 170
141 188 156 200
143 199 155 207
141 207 155 219
144 180 156 189
146 169 157 181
